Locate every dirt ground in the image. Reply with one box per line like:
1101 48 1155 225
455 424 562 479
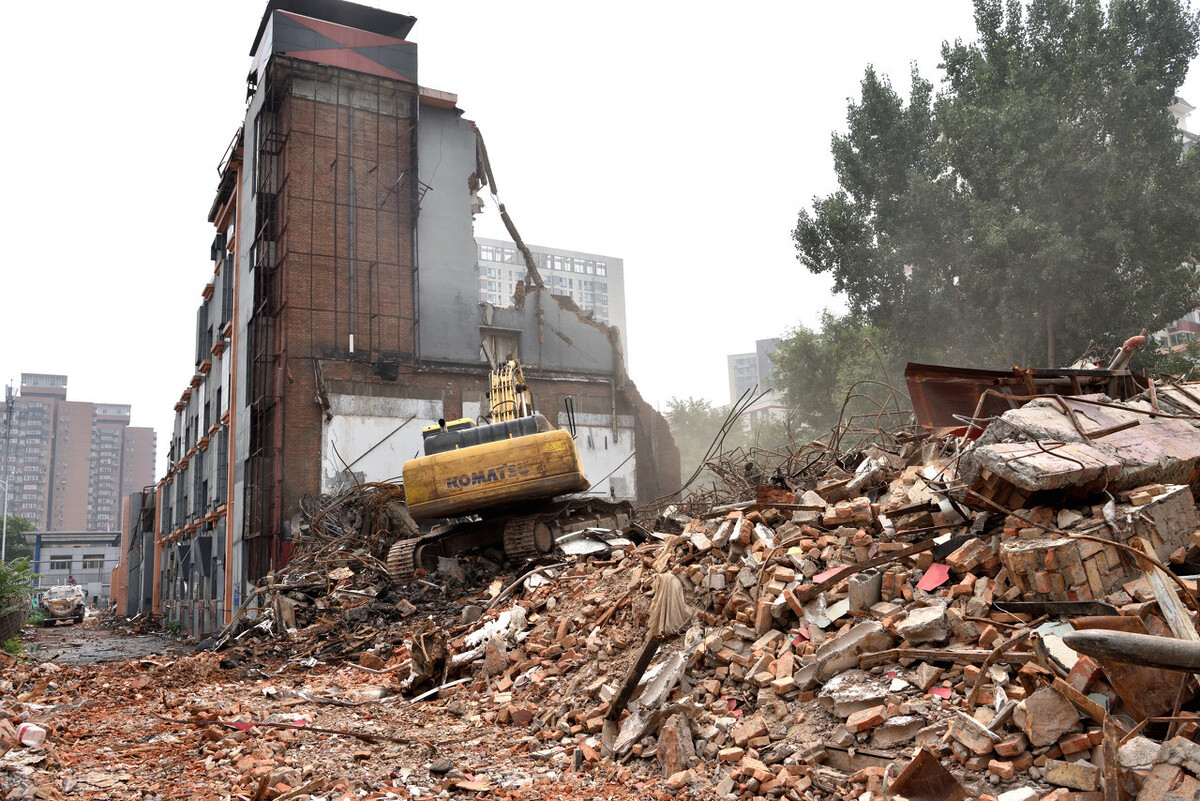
28 619 187 665
0 622 671 801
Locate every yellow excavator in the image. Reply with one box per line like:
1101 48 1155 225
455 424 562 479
386 361 634 582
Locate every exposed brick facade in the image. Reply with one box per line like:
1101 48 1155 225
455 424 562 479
156 2 680 636
245 59 421 545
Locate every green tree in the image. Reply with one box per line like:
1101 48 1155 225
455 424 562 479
741 414 794 452
0 558 37 616
795 0 1200 368
665 397 731 479
770 312 907 438
0 517 33 563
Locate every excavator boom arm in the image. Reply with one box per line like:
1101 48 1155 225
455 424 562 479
489 360 532 423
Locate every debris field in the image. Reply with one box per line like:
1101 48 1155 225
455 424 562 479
8 378 1200 801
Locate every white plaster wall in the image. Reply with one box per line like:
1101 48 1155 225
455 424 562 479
559 413 636 500
321 394 443 493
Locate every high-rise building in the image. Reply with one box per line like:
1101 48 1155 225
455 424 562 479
152 0 679 637
476 237 626 335
727 353 759 405
727 339 779 404
0 374 155 532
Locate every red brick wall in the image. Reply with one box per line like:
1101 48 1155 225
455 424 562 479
268 66 419 521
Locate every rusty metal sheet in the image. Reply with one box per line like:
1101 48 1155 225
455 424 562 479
905 363 1146 437
888 746 967 801
905 363 1023 436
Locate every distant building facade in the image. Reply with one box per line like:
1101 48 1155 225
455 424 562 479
25 530 121 602
0 374 155 532
476 238 626 335
728 353 758 404
727 339 780 404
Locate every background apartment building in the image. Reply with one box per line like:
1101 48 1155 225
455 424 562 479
727 353 759 404
150 0 679 639
0 374 155 533
727 339 779 404
476 237 627 335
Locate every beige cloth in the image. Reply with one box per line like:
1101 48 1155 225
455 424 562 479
647 572 692 638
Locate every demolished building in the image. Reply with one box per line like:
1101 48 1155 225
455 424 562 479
134 0 679 637
23 335 1200 798
65 359 1200 800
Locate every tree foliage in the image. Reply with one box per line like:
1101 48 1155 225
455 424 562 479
770 312 908 438
0 517 33 563
0 558 36 616
665 397 794 480
665 397 731 480
795 0 1200 368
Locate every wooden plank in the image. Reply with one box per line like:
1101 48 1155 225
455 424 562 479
1062 629 1200 673
1102 715 1120 801
1136 535 1200 687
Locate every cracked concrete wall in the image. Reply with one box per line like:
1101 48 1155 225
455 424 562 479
958 394 1200 497
416 103 487 365
486 293 615 374
415 106 616 375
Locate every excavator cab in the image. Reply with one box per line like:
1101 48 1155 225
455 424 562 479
420 415 550 457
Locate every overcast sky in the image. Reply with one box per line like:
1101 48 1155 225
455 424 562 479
1 0 1198 477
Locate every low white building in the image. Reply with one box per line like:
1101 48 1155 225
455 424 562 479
24 530 120 605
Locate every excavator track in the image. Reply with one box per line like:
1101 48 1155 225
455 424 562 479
386 498 636 584
501 518 540 562
385 537 420 584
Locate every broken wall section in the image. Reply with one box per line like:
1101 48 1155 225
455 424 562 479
1001 484 1199 602
411 95 679 503
313 360 679 505
958 393 1200 509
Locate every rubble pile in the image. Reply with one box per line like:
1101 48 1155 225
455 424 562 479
420 382 1200 800
0 651 662 800
201 482 466 662
9 383 1200 799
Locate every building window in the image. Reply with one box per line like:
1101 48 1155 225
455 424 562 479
49 556 71 571
82 554 104 570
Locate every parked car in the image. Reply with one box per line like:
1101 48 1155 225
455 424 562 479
38 585 86 626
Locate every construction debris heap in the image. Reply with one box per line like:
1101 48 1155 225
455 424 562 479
9 370 1200 801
